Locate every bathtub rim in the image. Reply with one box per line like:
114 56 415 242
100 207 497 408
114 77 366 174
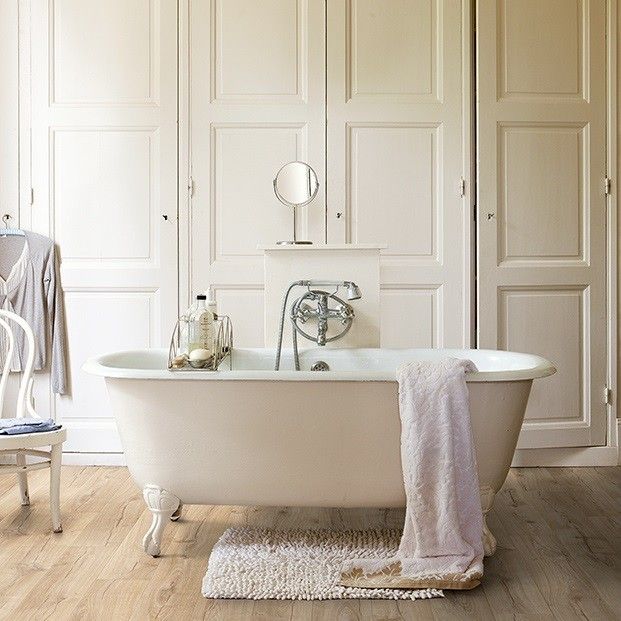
83 347 556 383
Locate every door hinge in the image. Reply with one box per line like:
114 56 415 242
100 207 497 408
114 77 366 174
604 177 612 195
30 188 34 205
603 386 612 405
188 177 195 198
459 177 466 198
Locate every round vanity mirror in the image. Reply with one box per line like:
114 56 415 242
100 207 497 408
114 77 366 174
273 161 319 245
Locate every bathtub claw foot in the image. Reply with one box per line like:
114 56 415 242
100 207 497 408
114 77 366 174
143 531 161 557
479 486 497 557
170 503 183 522
483 516 497 557
142 485 180 557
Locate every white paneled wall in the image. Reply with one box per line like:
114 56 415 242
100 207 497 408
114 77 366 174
29 0 178 453
189 0 472 350
5 1 615 459
0 0 18 226
477 0 608 448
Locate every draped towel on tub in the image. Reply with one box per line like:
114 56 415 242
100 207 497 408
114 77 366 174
339 358 484 591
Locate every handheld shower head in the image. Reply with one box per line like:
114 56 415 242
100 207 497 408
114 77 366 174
296 280 362 300
345 282 361 300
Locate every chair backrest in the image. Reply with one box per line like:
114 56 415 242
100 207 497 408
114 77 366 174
0 309 37 419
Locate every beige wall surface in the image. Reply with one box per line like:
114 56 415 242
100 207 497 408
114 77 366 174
618 4 621 418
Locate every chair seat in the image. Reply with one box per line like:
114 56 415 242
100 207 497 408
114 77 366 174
0 427 67 451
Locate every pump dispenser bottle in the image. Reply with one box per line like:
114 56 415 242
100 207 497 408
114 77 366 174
206 287 217 319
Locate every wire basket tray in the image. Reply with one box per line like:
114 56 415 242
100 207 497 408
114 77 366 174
168 315 233 371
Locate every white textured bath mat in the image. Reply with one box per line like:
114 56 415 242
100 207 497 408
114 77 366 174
202 527 443 600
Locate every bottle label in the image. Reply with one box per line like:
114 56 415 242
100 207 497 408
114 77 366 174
189 310 214 352
198 314 213 348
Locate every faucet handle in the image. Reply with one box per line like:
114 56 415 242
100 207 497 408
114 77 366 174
338 304 355 322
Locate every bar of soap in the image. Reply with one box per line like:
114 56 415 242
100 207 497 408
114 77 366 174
189 348 211 362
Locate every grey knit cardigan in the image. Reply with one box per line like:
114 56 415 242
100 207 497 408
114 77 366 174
0 231 67 394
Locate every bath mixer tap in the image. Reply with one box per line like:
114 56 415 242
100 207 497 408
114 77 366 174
291 290 355 346
274 280 362 370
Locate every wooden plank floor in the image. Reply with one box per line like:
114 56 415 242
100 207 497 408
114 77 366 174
0 466 619 620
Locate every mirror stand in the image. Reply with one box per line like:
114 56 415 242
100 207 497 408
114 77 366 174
277 206 312 245
273 161 319 245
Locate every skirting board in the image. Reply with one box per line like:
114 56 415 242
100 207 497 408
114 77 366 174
61 452 126 466
60 445 620 468
512 446 619 467
511 419 620 466
0 453 126 466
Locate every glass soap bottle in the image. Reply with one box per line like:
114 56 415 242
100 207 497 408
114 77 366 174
188 294 215 366
178 297 198 358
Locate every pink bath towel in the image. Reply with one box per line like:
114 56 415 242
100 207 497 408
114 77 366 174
340 358 484 590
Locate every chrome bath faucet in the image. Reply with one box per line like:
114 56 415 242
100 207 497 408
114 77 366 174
274 280 362 370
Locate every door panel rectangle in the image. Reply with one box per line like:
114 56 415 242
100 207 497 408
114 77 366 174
212 124 308 260
380 287 441 348
498 287 585 425
212 0 305 102
53 129 155 262
498 124 586 264
51 0 155 104
57 290 156 423
348 0 439 101
348 124 439 260
498 0 585 101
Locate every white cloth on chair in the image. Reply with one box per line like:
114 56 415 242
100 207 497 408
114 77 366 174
0 417 61 435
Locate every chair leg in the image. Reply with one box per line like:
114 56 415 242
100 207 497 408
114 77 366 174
16 452 30 506
50 443 63 533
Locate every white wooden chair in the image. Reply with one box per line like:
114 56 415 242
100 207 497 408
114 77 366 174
0 309 66 533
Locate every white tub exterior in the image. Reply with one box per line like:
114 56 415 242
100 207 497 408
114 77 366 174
84 347 555 556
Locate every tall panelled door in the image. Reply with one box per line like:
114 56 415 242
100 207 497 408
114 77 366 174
327 0 472 349
476 0 608 448
30 1 179 452
189 0 326 347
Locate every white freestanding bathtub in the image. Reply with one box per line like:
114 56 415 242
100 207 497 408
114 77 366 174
84 347 555 557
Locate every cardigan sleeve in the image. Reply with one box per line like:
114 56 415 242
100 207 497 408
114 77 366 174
45 244 67 394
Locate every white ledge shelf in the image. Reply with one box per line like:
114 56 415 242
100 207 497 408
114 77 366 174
259 243 386 251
